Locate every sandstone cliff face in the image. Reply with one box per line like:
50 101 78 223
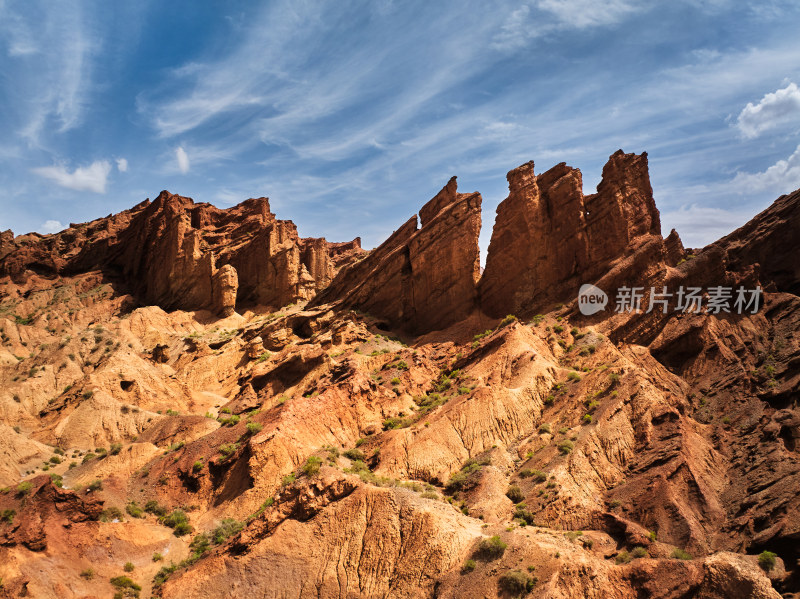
311 177 481 334
479 151 679 317
0 192 363 316
710 188 800 295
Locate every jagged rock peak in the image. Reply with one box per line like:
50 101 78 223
310 177 481 334
0 190 363 316
479 150 674 318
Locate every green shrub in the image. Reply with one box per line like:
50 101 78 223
152 552 163 562
1 509 15 523
189 532 210 556
498 569 537 593
109 576 141 591
648 531 657 542
553 325 564 333
100 507 124 522
125 502 144 518
671 548 692 560
500 314 517 327
161 509 192 536
212 518 243 544
445 460 482 493
538 423 551 434
192 461 204 473
582 414 592 424
123 561 135 572
282 473 296 486
246 421 263 434
16 481 33 495
302 456 322 477
631 546 649 558
80 568 94 580
110 443 122 455
758 550 777 572
506 485 524 503
558 440 574 455
87 479 103 492
219 442 239 459
144 500 168 517
49 455 61 464
82 452 96 463
567 371 581 382
476 535 507 559
344 448 365 461
616 551 631 564
461 559 476 573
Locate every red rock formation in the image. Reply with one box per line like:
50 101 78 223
311 177 481 334
479 150 682 318
710 188 800 295
0 192 363 316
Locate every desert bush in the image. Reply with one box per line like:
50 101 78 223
616 551 631 564
344 448 365 461
109 575 141 591
16 481 33 495
152 552 163 562
125 502 144 518
1 509 15 523
161 509 192 536
671 548 692 560
80 568 94 580
631 546 649 558
476 535 507 559
212 518 243 544
758 550 777 572
498 569 537 593
123 561 135 572
302 456 322 477
246 421 262 434
558 440 574 455
144 500 168 517
506 485 525 503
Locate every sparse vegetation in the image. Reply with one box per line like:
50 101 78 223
498 569 537 594
506 485 525 503
16 481 33 495
462 559 476 573
476 535 507 559
758 550 777 572
557 440 574 455
302 456 322 477
161 509 192 536
126 502 144 518
631 546 649 558
671 548 692 560
212 518 243 544
80 568 94 580
124 561 135 572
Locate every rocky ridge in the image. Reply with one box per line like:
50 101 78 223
0 150 798 598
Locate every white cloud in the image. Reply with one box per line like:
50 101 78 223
175 146 190 173
40 220 64 234
116 157 128 172
536 0 640 29
736 82 800 138
31 160 112 193
731 144 800 193
661 204 752 248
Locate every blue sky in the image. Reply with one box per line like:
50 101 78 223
1 1 800 254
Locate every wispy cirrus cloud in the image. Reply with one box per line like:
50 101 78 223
0 2 96 146
31 160 112 193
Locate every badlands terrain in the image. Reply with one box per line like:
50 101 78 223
0 150 798 598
